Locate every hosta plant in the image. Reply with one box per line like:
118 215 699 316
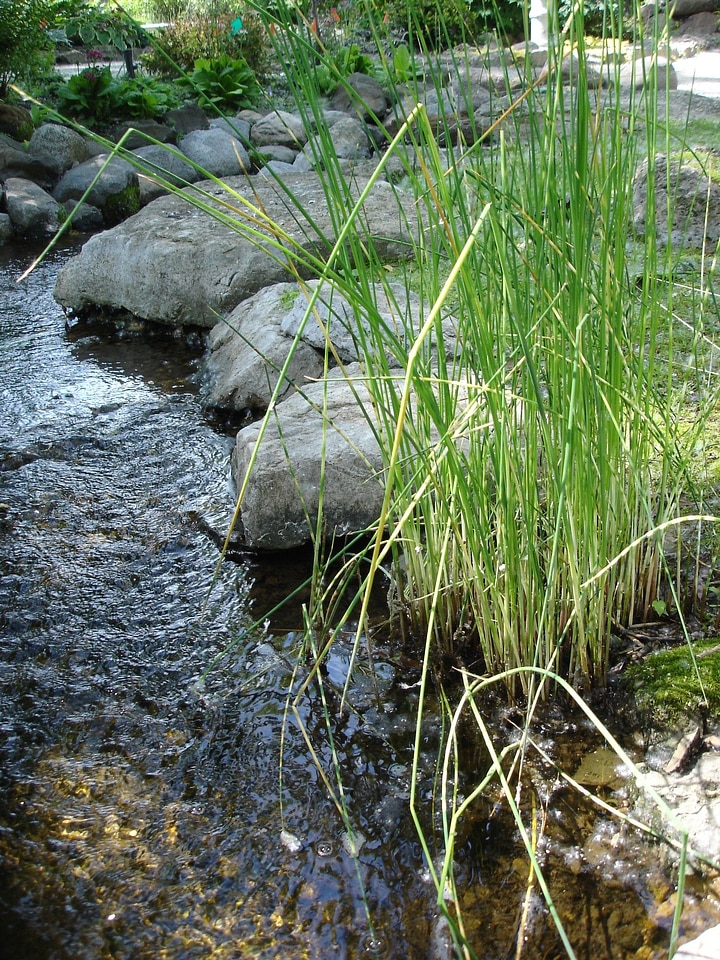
177 53 261 110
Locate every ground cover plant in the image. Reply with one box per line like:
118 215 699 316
16 0 720 954
55 51 187 120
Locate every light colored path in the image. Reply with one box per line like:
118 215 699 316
673 50 720 100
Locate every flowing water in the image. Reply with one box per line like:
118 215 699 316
1 244 718 960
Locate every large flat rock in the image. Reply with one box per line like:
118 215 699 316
54 170 420 328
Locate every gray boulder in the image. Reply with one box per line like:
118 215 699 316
386 86 471 141
254 144 299 165
0 213 13 245
62 200 105 233
619 56 677 90
231 363 385 549
131 143 199 205
205 283 325 411
633 154 720 246
304 116 372 161
291 153 314 173
179 127 250 178
670 0 720 16
209 116 251 142
164 103 209 136
260 159 298 176
472 62 529 95
110 119 176 149
250 110 309 149
280 278 434 367
27 123 90 178
62 199 104 233
4 177 60 238
677 10 720 35
54 171 422 327
451 72 495 114
52 154 140 226
329 72 389 121
0 135 56 190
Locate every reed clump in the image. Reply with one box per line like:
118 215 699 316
249 0 719 699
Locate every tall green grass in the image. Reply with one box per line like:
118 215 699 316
246 0 717 697
241 6 720 951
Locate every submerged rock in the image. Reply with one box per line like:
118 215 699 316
636 748 720 865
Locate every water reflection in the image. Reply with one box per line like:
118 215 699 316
0 245 435 960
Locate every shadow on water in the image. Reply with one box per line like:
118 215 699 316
1 244 718 960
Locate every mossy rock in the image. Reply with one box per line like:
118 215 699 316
624 637 720 728
103 182 141 226
0 103 34 142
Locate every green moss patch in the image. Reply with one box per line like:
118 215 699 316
102 183 140 227
625 637 720 727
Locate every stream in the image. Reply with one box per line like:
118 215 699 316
1 244 719 960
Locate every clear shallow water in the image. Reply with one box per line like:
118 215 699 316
0 245 438 960
1 244 718 960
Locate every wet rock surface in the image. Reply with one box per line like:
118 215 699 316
637 725 720 866
231 363 386 549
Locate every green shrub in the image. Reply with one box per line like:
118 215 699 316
56 64 185 122
313 43 376 96
142 9 271 78
117 74 184 117
176 53 261 109
56 64 116 121
366 0 525 49
146 0 188 18
0 0 81 98
63 2 149 51
557 0 624 37
387 42 424 83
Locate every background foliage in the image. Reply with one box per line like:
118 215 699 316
0 0 83 97
365 0 526 48
141 7 271 77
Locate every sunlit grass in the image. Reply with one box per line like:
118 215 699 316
239 4 720 954
241 0 719 694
